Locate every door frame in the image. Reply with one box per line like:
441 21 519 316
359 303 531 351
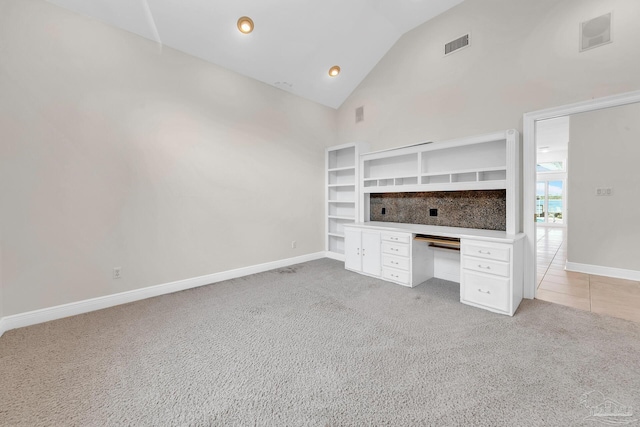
522 90 640 299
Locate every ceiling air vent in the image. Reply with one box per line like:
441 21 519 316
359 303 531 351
580 13 612 52
355 106 364 123
445 34 470 56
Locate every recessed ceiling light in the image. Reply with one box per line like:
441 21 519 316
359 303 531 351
237 16 254 34
328 66 341 77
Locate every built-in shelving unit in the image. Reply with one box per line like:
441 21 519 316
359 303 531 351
325 143 367 260
360 130 520 235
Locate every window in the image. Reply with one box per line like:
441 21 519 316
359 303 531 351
536 180 564 224
536 161 565 172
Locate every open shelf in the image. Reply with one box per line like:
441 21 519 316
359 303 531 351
359 129 520 234
328 215 355 220
364 175 419 188
328 168 355 186
328 186 355 201
329 202 355 218
362 137 510 193
326 142 366 258
421 140 506 175
328 166 355 173
328 217 356 236
328 146 356 170
363 153 418 180
328 234 346 254
328 183 355 188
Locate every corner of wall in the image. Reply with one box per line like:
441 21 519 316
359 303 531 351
0 242 5 338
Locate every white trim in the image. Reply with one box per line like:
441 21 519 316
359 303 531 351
566 262 640 282
325 251 345 262
0 317 8 338
0 252 325 337
523 90 640 300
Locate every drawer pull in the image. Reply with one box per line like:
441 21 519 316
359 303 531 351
478 250 491 255
392 248 398 251
478 264 491 270
392 274 398 278
391 237 398 240
362 249 366 256
391 261 398 265
477 289 491 294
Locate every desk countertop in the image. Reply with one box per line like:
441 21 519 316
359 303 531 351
344 222 525 243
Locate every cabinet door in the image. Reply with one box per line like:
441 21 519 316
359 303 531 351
361 231 381 276
344 229 362 272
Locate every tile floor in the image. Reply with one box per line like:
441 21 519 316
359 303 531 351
536 226 640 323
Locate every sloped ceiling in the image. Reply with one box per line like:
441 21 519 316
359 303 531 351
47 0 464 108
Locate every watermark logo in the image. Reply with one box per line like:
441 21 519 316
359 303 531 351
580 390 637 425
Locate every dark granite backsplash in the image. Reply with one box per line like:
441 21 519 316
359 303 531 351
370 190 506 231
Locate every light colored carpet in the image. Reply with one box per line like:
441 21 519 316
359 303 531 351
1 258 640 426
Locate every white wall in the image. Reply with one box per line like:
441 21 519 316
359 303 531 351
0 0 336 316
0 242 3 320
337 0 640 152
567 102 640 271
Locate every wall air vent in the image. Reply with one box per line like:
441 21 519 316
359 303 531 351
355 106 364 123
580 13 612 52
445 34 470 56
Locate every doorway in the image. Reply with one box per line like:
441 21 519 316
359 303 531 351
522 90 640 300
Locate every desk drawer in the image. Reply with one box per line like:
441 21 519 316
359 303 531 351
462 242 510 262
462 271 510 313
382 242 409 257
382 232 411 244
382 254 409 271
462 256 510 277
382 267 410 285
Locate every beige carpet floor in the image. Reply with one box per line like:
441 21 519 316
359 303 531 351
1 258 640 426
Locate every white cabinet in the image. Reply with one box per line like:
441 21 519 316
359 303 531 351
360 130 520 235
344 223 525 316
344 227 381 277
326 142 368 260
345 227 433 287
460 238 524 316
380 232 416 286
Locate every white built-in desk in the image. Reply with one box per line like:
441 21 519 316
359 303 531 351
344 222 525 316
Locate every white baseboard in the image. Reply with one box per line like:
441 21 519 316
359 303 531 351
325 251 345 262
0 252 325 338
565 261 640 282
0 317 8 339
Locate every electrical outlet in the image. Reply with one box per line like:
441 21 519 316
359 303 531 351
429 208 438 217
113 267 121 279
595 187 613 196
291 241 296 249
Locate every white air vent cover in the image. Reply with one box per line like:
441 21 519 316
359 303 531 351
445 34 470 56
580 13 612 52
355 106 364 123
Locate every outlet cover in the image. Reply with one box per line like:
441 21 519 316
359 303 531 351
113 267 121 279
595 187 613 196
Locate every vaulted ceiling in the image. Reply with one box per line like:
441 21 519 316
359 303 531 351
47 0 464 108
